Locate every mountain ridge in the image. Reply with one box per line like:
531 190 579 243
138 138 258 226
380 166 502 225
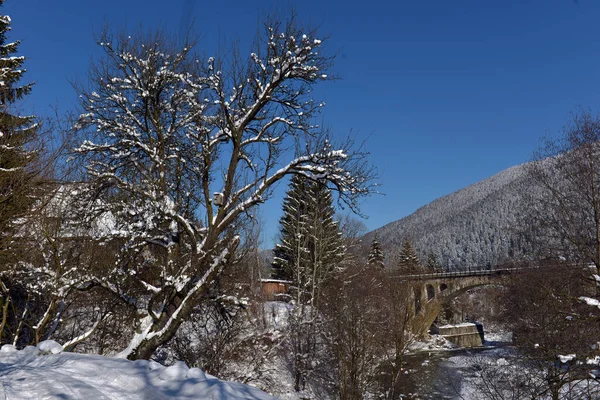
365 163 534 270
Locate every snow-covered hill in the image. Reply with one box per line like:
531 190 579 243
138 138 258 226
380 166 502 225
0 341 275 399
367 163 534 269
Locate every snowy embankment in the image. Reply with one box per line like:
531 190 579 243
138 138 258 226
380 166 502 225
0 341 276 399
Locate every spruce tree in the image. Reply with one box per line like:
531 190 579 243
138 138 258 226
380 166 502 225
307 179 346 285
397 238 420 273
271 174 311 281
426 251 441 272
271 174 345 391
367 235 385 268
0 1 36 264
272 174 345 286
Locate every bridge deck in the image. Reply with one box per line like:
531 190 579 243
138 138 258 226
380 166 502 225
392 266 540 280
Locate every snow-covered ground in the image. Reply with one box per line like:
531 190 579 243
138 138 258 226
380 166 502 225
483 330 512 344
442 346 600 400
0 341 276 399
407 334 456 352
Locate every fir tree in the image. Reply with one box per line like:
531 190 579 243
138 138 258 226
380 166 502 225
271 174 345 391
0 0 36 264
426 251 441 272
272 174 345 286
271 174 310 281
397 238 420 273
307 179 346 285
367 235 385 268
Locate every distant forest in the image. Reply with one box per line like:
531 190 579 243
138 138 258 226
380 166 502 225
365 164 536 270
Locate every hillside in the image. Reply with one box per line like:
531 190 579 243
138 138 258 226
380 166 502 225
366 163 535 270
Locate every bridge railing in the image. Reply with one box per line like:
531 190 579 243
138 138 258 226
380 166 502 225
391 264 541 280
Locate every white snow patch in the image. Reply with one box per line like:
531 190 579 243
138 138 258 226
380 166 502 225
558 354 576 363
407 334 456 352
587 356 600 366
484 331 513 343
0 345 276 399
1 344 17 353
159 360 189 380
580 296 600 308
37 340 64 354
440 322 477 328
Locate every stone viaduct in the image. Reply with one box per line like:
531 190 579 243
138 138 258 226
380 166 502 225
395 267 528 336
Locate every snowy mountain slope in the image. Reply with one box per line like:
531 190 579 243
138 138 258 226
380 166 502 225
367 163 535 269
0 341 276 400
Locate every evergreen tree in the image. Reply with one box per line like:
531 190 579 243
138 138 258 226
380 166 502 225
271 174 345 391
397 238 420 273
271 174 310 281
367 235 385 268
307 180 346 286
0 1 36 264
272 174 345 287
426 251 441 272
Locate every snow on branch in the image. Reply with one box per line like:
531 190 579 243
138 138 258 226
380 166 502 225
69 20 375 358
580 296 600 309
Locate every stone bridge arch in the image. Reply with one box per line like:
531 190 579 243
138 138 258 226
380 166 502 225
400 270 514 336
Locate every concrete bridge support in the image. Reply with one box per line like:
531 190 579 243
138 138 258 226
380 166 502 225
439 323 484 347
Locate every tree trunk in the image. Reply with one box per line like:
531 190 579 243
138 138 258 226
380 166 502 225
126 239 237 360
0 280 10 343
127 288 199 360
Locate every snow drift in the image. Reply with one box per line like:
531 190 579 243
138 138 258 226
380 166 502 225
0 341 276 399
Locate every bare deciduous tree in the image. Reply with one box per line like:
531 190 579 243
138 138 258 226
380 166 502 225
323 264 388 399
527 111 600 287
495 264 600 400
71 17 375 360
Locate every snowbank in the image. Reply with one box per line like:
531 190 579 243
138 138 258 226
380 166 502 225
0 341 276 399
407 335 456 352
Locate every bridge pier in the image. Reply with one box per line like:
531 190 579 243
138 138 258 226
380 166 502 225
439 323 484 347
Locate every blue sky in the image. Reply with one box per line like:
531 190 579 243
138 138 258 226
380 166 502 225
8 0 600 246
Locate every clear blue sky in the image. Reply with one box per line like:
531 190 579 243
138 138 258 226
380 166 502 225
8 0 600 246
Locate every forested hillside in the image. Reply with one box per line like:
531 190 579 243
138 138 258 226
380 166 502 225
366 164 536 270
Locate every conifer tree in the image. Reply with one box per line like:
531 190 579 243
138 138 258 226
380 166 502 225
0 0 36 264
397 238 420 273
307 179 346 286
271 175 310 281
426 251 441 272
272 174 345 288
367 235 385 268
272 174 345 391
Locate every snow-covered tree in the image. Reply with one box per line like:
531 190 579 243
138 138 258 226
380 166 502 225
367 235 384 269
15 189 112 348
364 163 535 270
425 251 441 272
497 264 600 400
381 277 417 398
0 1 50 347
528 112 600 285
397 238 420 273
271 174 346 391
272 174 345 284
271 175 310 281
0 0 36 266
71 20 373 360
